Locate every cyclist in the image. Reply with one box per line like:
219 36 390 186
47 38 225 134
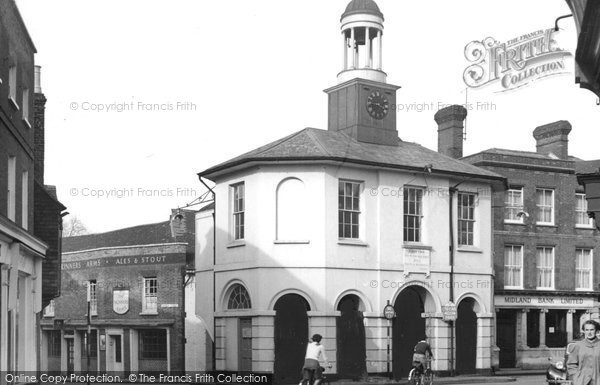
300 334 331 385
412 336 433 376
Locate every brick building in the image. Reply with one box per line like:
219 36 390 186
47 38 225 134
461 120 600 370
40 210 195 374
0 0 65 376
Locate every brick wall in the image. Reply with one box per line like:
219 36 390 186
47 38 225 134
464 153 600 292
34 182 65 307
51 245 187 371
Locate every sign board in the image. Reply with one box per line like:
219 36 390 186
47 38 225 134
383 304 396 320
99 334 106 351
495 295 595 309
113 290 129 314
403 248 430 273
442 302 457 322
242 327 252 338
160 304 179 308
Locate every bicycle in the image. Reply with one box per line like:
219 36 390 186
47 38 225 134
407 358 433 385
299 365 331 385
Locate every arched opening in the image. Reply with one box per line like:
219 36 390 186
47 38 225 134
274 294 310 383
456 298 477 374
336 294 367 379
392 286 427 379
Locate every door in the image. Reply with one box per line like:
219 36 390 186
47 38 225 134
107 334 124 373
455 299 477 374
497 310 516 368
337 295 367 379
274 294 309 384
239 318 252 371
393 287 425 379
66 338 75 374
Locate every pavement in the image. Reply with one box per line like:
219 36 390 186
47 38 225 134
330 370 549 385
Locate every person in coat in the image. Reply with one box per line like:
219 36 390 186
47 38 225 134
567 320 600 385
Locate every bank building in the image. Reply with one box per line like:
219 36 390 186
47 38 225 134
195 0 505 381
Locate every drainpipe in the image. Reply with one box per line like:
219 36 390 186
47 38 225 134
448 186 456 377
448 180 466 377
199 176 216 371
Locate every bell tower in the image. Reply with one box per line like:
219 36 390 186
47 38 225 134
325 0 400 146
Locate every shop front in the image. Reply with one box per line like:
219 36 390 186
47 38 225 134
495 293 600 369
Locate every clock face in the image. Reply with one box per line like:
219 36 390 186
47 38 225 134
366 90 389 120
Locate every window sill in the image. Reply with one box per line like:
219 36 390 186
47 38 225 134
535 223 557 227
457 246 483 253
576 288 593 292
575 225 595 230
402 243 432 250
338 239 368 247
274 240 310 244
8 96 19 110
536 287 555 291
504 220 525 225
226 240 246 248
22 118 31 129
140 311 158 316
504 286 523 290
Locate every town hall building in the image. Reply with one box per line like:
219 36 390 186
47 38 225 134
195 0 506 381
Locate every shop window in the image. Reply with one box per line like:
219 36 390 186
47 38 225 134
48 330 61 357
546 310 567 348
139 329 167 359
527 309 540 348
573 311 585 340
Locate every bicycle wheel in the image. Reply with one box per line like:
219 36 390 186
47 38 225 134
407 368 419 385
423 370 433 385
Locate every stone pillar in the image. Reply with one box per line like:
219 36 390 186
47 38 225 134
350 28 356 69
364 315 392 375
377 30 382 70
428 317 451 373
476 315 493 372
308 313 337 373
252 315 274 373
365 27 371 68
539 309 547 347
520 309 529 348
567 310 574 342
342 31 348 70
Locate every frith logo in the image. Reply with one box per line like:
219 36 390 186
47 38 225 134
463 28 572 92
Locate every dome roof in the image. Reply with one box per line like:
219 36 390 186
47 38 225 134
341 0 384 20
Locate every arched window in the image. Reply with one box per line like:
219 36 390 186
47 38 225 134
276 178 308 241
227 284 252 310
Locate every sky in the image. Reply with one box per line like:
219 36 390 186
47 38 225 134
14 0 600 233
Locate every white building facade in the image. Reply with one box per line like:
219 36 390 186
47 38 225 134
195 0 505 381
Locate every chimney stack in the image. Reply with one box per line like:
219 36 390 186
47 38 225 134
532 120 571 159
435 105 467 159
34 65 47 184
34 65 42 93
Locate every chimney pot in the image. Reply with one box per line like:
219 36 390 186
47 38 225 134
532 120 571 159
435 105 467 159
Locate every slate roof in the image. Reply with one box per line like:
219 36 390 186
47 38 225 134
63 221 175 253
468 148 581 161
576 159 600 174
199 128 504 181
